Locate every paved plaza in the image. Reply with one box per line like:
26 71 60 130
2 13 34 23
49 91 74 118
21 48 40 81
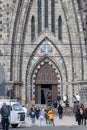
24 116 78 127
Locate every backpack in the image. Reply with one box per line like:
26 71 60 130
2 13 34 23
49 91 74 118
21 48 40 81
31 111 35 116
80 108 84 115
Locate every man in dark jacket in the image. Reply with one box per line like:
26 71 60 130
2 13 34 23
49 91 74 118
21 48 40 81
0 102 10 130
56 92 61 107
29 104 36 126
73 101 81 125
57 104 63 119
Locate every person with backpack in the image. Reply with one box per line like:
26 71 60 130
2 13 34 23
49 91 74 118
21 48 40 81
73 101 81 125
79 105 84 125
35 105 40 120
47 108 55 126
83 107 87 125
44 108 49 124
29 104 36 126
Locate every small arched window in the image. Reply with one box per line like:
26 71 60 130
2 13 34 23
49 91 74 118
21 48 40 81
38 0 42 34
58 15 62 40
31 15 35 42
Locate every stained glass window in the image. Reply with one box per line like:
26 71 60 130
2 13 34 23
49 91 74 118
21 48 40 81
40 43 52 53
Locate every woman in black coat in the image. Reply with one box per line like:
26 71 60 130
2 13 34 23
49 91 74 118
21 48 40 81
57 104 63 119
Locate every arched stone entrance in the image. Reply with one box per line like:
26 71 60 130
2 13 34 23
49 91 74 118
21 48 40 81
26 38 67 104
35 62 58 104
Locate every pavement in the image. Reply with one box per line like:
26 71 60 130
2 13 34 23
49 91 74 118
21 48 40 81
24 116 79 127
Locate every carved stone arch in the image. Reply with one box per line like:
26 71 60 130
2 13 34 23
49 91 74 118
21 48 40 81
25 38 68 104
28 37 67 77
26 56 64 104
29 56 62 85
10 0 34 81
37 63 57 81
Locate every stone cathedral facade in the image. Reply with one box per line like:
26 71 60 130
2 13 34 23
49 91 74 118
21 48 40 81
0 0 87 106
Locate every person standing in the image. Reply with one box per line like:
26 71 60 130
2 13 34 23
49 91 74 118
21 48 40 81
56 92 61 107
47 108 55 126
84 106 87 125
29 104 36 126
57 104 63 119
47 92 52 106
75 93 80 102
44 108 49 124
63 94 67 107
73 101 79 121
39 109 46 126
63 94 69 107
79 103 84 125
35 105 40 120
0 102 10 130
73 101 81 125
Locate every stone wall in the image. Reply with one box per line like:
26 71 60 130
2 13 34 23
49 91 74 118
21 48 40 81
1 0 87 106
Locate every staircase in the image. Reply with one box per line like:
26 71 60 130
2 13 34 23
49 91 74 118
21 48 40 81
27 104 74 116
55 107 74 116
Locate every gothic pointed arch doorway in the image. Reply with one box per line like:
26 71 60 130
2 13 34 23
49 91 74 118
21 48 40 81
26 38 66 105
35 61 59 104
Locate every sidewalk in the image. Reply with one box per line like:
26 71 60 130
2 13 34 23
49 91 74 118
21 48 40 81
25 116 78 127
54 116 77 126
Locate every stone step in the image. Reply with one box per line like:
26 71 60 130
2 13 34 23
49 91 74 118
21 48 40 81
55 107 74 116
47 106 73 116
27 104 74 116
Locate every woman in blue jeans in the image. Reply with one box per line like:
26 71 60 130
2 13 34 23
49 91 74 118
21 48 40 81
29 105 36 126
39 109 45 126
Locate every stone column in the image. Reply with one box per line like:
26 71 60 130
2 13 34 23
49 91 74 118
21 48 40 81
13 81 23 103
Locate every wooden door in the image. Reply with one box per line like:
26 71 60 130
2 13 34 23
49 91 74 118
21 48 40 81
35 85 41 104
52 85 57 103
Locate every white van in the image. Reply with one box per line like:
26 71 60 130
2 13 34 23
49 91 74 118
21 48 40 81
0 99 26 128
